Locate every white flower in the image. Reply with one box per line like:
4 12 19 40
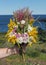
28 36 34 42
17 37 23 44
23 37 28 43
23 33 29 43
28 25 33 32
17 22 20 24
20 20 25 24
14 25 18 28
9 32 15 37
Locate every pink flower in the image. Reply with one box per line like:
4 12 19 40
16 33 21 38
21 34 24 37
12 26 18 34
21 33 29 43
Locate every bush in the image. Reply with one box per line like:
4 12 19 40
30 51 40 58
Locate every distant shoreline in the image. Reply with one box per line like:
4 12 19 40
0 15 46 22
0 15 46 32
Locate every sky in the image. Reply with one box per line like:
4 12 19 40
0 0 46 15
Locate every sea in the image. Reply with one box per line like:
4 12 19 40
0 15 46 32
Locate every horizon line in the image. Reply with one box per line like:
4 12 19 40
0 14 46 15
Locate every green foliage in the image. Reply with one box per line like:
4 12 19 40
38 27 46 43
0 33 6 47
30 51 40 58
38 28 46 44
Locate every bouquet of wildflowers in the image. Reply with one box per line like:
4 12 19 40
6 8 38 58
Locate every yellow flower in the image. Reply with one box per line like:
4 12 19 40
28 27 38 43
5 29 13 37
8 36 17 44
8 19 17 29
28 27 38 36
6 19 18 41
28 42 32 47
29 19 34 25
31 37 37 43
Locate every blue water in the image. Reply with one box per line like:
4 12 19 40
0 15 46 32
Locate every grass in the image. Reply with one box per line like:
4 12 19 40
0 52 46 65
0 33 46 65
39 53 46 61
